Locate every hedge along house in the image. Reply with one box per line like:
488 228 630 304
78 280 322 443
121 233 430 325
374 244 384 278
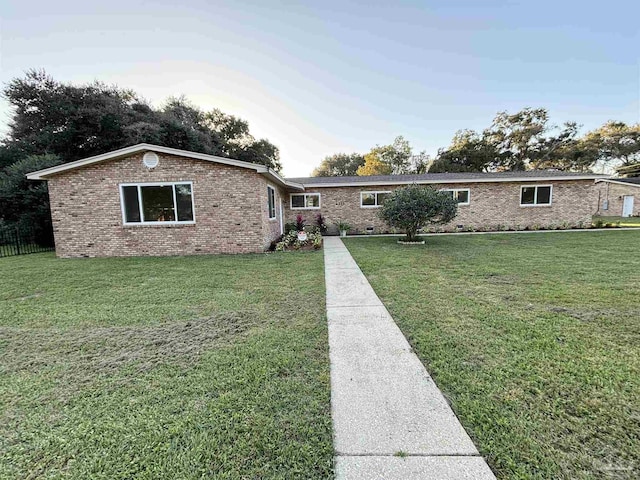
27 144 304 257
27 144 608 258
283 171 608 234
594 178 640 218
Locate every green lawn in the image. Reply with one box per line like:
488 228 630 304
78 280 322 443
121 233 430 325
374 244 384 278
593 215 640 227
345 232 640 479
0 252 333 479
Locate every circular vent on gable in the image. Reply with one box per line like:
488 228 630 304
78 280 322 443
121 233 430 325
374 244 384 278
143 152 159 169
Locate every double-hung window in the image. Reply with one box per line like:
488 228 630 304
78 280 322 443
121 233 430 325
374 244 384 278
267 185 276 219
520 185 552 206
360 191 391 208
441 188 470 205
290 193 321 210
120 182 195 225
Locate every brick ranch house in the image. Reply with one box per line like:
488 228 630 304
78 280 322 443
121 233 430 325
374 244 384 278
27 144 609 258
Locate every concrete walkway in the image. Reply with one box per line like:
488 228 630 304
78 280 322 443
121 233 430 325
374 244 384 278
323 237 496 479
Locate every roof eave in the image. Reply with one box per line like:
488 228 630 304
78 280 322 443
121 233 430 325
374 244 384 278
299 175 609 188
596 178 640 188
25 143 273 180
259 168 305 191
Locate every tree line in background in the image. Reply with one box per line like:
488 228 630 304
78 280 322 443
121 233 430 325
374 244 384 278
313 108 640 177
0 70 282 243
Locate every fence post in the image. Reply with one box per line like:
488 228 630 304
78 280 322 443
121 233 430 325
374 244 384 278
15 227 21 256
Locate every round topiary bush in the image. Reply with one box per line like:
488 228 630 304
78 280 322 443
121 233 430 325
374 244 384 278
379 185 458 242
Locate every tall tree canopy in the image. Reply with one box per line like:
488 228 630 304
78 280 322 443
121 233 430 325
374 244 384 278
431 108 640 174
429 130 499 173
356 154 393 176
0 70 281 171
312 153 365 176
0 70 283 243
315 136 429 177
0 153 62 243
582 121 640 168
365 136 414 174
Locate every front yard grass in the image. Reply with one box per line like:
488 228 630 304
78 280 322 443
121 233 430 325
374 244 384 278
0 252 332 479
592 215 640 227
345 231 640 479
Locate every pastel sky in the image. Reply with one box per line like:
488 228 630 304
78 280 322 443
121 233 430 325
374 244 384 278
1 0 638 176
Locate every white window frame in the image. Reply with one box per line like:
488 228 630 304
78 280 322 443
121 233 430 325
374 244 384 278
290 193 321 210
119 181 196 226
267 185 277 220
520 184 553 207
360 191 392 208
440 188 471 206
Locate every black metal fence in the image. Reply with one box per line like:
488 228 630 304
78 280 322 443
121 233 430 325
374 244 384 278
0 225 55 258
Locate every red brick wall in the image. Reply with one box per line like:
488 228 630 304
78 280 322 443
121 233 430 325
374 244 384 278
47 153 283 257
284 180 598 234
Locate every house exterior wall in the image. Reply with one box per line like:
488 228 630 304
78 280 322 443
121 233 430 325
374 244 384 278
594 182 640 217
47 152 283 258
284 180 597 234
260 183 285 247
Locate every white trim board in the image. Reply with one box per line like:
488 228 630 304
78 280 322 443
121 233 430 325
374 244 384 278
302 175 606 188
595 178 640 189
26 143 304 191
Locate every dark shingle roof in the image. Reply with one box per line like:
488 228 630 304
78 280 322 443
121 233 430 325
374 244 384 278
613 177 640 185
287 170 607 186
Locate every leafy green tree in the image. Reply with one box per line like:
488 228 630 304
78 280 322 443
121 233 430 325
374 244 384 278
0 154 62 244
379 185 458 242
0 70 281 170
356 153 393 175
432 108 626 173
313 136 427 176
1 70 147 167
583 121 640 168
408 151 431 174
483 107 551 170
312 153 365 176
367 136 413 174
230 138 280 169
430 129 500 173
536 135 599 172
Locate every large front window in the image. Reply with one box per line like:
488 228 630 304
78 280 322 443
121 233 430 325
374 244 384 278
120 182 195 225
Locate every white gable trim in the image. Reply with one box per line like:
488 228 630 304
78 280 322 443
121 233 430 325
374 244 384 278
25 143 304 190
595 178 640 189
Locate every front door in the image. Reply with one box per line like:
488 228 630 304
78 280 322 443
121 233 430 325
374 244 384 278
622 195 634 217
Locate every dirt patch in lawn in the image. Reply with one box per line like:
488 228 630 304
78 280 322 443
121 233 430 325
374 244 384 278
0 311 259 378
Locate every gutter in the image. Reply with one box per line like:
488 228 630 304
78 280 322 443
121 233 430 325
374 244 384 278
299 175 608 188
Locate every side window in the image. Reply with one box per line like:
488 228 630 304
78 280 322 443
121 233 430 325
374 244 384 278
267 186 276 219
521 185 552 206
441 189 470 205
